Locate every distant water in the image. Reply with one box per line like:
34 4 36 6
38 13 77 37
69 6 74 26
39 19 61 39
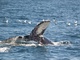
0 0 80 60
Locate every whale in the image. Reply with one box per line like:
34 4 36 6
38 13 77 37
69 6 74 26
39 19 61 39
0 20 71 46
0 20 53 45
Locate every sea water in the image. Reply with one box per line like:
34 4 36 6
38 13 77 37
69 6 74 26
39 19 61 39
0 0 80 60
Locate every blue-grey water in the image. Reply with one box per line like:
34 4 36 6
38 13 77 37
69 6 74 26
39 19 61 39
0 0 80 60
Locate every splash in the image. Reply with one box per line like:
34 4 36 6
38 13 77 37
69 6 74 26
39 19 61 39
52 41 71 46
0 47 10 52
17 41 71 47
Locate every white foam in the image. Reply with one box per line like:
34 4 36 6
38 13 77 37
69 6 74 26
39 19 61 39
23 20 27 23
18 20 22 22
17 20 32 24
18 43 43 47
17 41 71 47
52 42 60 46
52 41 71 46
0 47 10 52
74 23 78 26
74 21 78 26
74 21 78 24
0 41 2 43
66 22 71 26
53 20 56 22
6 20 8 23
28 21 32 24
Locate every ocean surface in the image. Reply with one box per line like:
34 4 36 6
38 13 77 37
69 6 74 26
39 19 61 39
0 0 80 60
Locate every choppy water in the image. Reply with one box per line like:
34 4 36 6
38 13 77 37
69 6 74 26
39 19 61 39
0 0 80 60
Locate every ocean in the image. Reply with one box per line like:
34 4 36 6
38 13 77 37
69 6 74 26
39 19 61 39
0 0 80 60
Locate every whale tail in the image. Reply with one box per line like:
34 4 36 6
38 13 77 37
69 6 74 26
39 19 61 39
30 20 53 44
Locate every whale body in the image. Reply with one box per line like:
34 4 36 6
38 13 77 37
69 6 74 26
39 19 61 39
1 20 53 45
0 20 71 46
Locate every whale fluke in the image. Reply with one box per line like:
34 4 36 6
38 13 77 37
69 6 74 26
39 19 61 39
29 20 53 44
30 20 50 36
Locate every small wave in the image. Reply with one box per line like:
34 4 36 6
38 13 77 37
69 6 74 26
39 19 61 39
69 34 80 38
66 46 80 50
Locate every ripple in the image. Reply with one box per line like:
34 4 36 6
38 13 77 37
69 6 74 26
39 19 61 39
66 46 80 51
69 34 80 38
